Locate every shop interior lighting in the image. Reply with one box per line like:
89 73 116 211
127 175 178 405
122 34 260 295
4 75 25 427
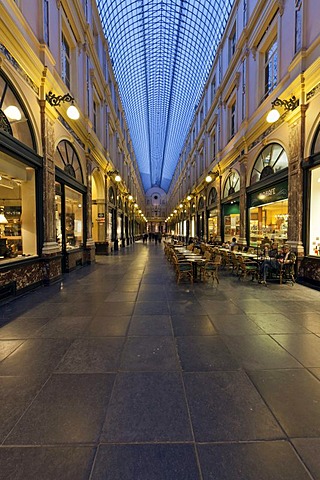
266 96 299 123
3 105 22 121
46 91 80 120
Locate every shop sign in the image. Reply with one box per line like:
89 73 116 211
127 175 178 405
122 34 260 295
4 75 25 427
249 180 288 207
223 203 240 215
98 213 105 218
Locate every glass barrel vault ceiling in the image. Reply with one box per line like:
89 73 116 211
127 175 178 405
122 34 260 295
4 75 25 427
96 0 235 192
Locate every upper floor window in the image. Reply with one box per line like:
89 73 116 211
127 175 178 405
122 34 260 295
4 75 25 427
230 100 236 139
61 33 71 89
264 38 277 98
211 75 216 102
43 0 49 46
295 0 302 53
229 23 236 60
93 101 97 133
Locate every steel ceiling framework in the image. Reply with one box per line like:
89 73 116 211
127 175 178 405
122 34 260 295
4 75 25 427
96 0 234 192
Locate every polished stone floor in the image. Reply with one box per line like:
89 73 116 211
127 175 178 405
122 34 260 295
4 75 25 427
1 241 320 479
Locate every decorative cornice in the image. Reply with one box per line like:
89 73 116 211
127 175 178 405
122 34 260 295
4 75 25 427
0 44 39 95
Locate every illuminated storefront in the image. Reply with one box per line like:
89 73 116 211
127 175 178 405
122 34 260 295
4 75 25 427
222 170 240 242
247 143 288 247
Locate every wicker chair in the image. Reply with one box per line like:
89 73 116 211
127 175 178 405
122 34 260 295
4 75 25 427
173 257 193 284
237 255 259 281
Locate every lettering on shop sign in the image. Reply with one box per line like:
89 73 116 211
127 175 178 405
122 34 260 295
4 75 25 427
260 188 276 198
249 180 288 207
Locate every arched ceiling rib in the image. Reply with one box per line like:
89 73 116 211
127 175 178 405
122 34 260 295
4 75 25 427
96 0 235 192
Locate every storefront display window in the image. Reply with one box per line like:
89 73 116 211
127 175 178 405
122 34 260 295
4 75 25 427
0 156 37 261
55 183 83 251
208 209 218 238
309 166 320 256
224 213 240 241
249 200 288 246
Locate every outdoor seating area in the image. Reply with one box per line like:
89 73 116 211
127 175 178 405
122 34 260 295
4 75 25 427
164 239 296 287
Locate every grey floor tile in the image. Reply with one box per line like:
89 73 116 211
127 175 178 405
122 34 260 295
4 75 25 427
176 336 239 371
128 314 172 335
5 374 115 445
271 334 320 367
104 292 138 302
91 444 200 480
249 369 320 437
137 291 168 302
56 337 125 373
292 438 320 480
0 317 50 339
134 301 170 315
83 315 131 336
0 446 96 480
101 372 192 442
0 340 24 361
248 313 310 334
95 302 135 316
203 300 244 315
309 368 320 380
197 441 312 480
183 371 284 442
0 375 46 441
0 338 72 377
171 314 217 336
209 314 265 335
286 312 320 334
120 336 179 371
34 315 92 338
169 300 208 316
222 334 303 370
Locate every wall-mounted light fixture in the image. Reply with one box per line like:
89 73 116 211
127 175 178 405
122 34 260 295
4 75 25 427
46 91 80 120
266 95 299 123
108 170 122 182
205 170 219 183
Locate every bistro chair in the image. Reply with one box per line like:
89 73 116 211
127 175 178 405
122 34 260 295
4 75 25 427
237 255 260 282
173 257 193 284
200 254 222 284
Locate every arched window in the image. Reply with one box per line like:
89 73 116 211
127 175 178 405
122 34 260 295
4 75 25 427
198 196 205 209
54 140 84 183
223 170 240 198
0 71 36 150
109 186 115 204
311 124 320 155
250 143 288 185
208 187 217 205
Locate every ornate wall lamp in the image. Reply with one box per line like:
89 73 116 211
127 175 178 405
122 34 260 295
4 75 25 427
205 170 220 183
46 91 80 120
107 170 122 182
266 95 299 123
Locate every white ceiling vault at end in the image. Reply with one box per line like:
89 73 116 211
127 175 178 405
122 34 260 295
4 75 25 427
96 0 235 192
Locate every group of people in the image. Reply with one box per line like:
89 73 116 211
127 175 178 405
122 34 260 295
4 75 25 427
259 243 296 284
142 231 162 244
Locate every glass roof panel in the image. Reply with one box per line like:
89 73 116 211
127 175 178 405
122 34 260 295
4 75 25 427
96 0 235 192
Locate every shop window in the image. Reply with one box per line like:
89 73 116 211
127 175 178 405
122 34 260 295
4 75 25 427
55 183 83 250
309 127 320 255
249 200 288 247
250 143 288 185
0 72 35 149
109 186 115 204
223 170 240 198
0 157 37 261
